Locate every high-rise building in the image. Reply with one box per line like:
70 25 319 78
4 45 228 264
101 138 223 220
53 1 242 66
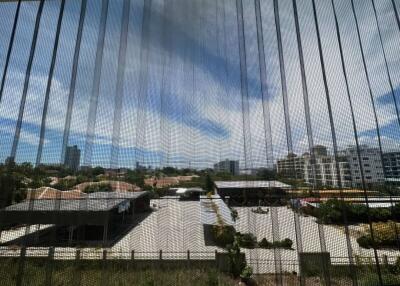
276 153 305 180
277 146 352 188
341 146 384 187
213 159 239 176
303 152 352 188
382 151 400 180
64 145 81 172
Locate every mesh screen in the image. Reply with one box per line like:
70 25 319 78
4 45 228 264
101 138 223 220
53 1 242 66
1 0 400 285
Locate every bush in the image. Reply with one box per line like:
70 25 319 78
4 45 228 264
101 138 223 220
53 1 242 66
258 238 272 248
310 199 400 224
275 238 293 249
357 235 374 249
230 209 238 222
83 183 112 193
251 206 269 214
240 265 253 280
211 225 235 247
357 221 400 249
258 238 293 249
236 233 257 249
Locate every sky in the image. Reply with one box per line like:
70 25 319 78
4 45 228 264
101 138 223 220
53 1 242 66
0 0 399 170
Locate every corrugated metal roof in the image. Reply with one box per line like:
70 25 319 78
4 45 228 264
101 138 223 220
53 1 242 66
200 195 234 226
4 191 149 212
214 180 291 189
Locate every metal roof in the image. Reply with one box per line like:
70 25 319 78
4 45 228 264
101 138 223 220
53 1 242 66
3 191 148 212
214 180 291 190
200 195 234 226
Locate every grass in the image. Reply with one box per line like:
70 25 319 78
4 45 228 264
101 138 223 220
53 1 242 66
0 258 237 286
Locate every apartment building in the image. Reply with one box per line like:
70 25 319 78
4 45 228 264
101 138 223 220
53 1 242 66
341 146 385 187
382 151 400 179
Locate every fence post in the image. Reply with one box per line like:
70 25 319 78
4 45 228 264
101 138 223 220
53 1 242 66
101 249 108 286
45 247 55 286
382 255 388 267
159 250 162 260
16 247 26 286
187 250 190 260
131 250 135 260
74 249 82 286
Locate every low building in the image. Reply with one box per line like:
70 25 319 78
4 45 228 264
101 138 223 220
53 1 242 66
144 177 180 188
175 187 206 200
214 180 291 205
0 191 150 247
26 187 84 200
213 159 239 176
74 181 141 192
144 175 199 188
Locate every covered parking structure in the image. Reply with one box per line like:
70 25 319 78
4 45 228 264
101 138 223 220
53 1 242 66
215 181 291 206
0 191 150 247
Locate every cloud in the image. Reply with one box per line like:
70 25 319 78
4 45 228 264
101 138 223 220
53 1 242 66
0 0 399 168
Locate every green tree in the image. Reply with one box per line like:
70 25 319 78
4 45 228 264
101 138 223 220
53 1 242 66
205 173 214 193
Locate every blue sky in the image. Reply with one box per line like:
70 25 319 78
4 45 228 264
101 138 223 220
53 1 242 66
0 0 400 169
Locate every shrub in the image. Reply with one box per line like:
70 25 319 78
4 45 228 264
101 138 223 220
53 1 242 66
258 238 272 248
357 235 374 249
236 233 257 249
357 221 400 249
276 238 293 249
211 225 235 247
258 238 293 249
251 206 269 214
240 265 253 280
83 183 112 193
310 199 400 224
230 209 238 222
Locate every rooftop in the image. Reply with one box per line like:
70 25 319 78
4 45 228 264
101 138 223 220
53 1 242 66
200 195 234 226
214 180 291 190
4 191 149 213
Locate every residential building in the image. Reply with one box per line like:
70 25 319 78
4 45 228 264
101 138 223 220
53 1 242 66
276 153 305 179
303 152 352 188
277 145 352 188
383 151 400 179
64 145 81 172
213 159 239 176
341 146 384 187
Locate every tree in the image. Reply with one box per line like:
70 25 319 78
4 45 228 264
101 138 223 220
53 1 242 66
125 170 145 188
205 173 214 193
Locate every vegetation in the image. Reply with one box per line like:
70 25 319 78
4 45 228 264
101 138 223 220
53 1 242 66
230 208 238 222
240 265 253 282
205 173 214 193
258 238 293 249
0 258 237 286
83 183 113 193
236 233 257 249
302 199 400 224
357 221 400 249
251 206 269 214
225 235 247 278
125 169 145 188
0 162 52 206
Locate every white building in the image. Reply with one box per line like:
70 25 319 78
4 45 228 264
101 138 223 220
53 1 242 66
213 159 239 176
303 148 352 188
341 146 384 187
